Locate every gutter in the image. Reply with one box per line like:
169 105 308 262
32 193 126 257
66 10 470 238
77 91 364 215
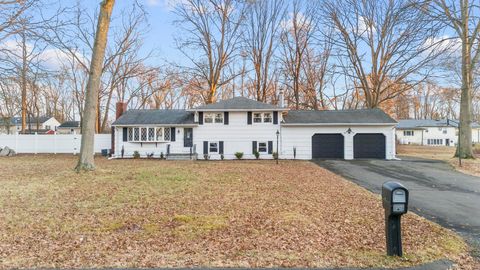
281 123 397 126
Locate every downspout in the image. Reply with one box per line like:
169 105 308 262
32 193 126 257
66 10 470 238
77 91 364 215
421 130 424 146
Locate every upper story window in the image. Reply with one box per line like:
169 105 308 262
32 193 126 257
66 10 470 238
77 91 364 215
263 113 272 123
204 113 223 124
127 127 170 142
253 113 262 123
253 112 273 123
403 130 414 136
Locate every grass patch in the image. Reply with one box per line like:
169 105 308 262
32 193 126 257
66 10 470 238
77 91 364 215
0 155 473 268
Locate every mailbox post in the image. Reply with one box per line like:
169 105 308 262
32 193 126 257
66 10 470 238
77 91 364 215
382 181 409 257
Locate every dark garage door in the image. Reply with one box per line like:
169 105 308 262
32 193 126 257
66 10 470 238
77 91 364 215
312 134 344 159
354 133 386 159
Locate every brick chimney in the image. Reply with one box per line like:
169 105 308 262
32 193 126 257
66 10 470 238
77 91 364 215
116 102 127 119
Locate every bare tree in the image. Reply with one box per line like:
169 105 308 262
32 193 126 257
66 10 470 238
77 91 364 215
424 0 480 158
76 0 115 171
174 0 245 104
279 1 316 109
243 0 285 102
321 0 445 109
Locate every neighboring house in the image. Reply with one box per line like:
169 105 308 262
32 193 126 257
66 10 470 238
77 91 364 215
112 97 397 160
0 116 60 134
57 121 81 134
396 119 480 146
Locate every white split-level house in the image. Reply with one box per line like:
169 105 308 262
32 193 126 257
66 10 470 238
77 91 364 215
111 97 397 160
396 119 480 146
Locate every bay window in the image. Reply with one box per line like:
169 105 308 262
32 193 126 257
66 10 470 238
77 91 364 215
127 127 172 142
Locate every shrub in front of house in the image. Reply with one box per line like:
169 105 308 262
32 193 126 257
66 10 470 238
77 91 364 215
254 151 260 159
234 152 243 159
204 154 210 160
133 151 140 159
160 152 164 159
272 151 278 160
220 154 225 160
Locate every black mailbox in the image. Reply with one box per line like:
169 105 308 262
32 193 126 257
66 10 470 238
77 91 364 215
382 181 409 257
382 181 409 216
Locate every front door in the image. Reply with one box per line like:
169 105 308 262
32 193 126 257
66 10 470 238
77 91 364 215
184 128 193 147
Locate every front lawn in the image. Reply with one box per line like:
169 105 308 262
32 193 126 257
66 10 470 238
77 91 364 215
397 144 480 177
0 155 474 268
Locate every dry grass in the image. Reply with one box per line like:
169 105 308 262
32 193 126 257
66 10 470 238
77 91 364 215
397 144 480 177
0 155 475 269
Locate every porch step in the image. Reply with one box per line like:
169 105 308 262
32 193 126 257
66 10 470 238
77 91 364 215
166 153 197 160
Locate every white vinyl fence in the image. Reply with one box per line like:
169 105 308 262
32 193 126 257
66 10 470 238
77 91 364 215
0 134 111 154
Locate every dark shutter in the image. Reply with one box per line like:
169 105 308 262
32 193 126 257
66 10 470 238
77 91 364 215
199 112 204 125
224 112 229 125
111 127 115 154
171 127 176 141
247 111 252 125
273 111 278 124
219 141 224 154
203 141 208 154
252 141 257 154
268 141 273 154
122 127 128 142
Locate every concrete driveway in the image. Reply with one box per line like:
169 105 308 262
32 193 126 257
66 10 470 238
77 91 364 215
314 156 480 256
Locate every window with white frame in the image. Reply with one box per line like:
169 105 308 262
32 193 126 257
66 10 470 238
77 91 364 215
127 127 171 142
156 127 163 141
204 113 223 124
403 130 414 136
204 113 214 123
148 128 155 141
258 142 268 153
164 127 171 141
427 139 443 145
253 112 273 123
214 113 223 123
263 113 272 123
253 113 262 123
209 142 218 152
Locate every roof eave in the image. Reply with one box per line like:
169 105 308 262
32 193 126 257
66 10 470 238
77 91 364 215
281 122 397 126
187 108 288 112
112 123 199 127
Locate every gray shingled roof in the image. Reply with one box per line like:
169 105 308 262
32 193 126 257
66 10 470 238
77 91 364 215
58 121 80 128
0 116 52 126
192 97 282 111
112 109 195 126
397 119 480 129
283 109 397 125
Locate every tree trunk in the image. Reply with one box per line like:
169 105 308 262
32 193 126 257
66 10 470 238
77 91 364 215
76 0 115 171
21 31 27 133
455 2 474 159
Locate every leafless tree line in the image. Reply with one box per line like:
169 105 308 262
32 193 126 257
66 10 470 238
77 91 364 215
0 0 478 140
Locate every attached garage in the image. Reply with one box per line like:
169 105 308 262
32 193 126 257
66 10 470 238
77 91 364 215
312 133 344 159
353 133 386 159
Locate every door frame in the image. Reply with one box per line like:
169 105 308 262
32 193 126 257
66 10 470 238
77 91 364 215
184 128 193 147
